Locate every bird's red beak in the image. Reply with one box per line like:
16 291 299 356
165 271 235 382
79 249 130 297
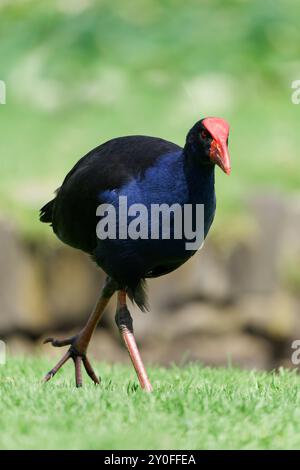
202 117 231 175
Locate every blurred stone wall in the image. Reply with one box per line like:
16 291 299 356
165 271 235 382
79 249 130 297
0 192 300 369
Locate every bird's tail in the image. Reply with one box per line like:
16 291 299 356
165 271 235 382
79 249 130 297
39 199 55 223
127 279 149 312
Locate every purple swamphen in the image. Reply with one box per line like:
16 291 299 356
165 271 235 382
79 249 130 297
40 117 231 390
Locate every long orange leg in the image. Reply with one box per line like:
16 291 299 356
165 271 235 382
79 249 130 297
116 290 153 392
43 277 116 387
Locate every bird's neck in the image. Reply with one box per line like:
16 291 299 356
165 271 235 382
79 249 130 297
182 145 215 195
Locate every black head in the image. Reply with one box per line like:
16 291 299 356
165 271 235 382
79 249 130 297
185 117 231 175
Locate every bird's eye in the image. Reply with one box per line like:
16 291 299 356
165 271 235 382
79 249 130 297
201 129 209 139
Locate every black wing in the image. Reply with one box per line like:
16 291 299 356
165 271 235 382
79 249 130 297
40 135 181 253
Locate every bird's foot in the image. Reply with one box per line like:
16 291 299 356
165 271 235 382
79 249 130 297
42 335 99 387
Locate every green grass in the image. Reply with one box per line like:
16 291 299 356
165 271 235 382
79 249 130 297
1 357 300 450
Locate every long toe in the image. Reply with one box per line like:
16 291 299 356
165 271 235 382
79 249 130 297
43 350 71 382
43 337 74 347
83 356 101 385
74 356 83 388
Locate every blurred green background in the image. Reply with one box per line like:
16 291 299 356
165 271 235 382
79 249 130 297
0 0 300 372
0 0 299 236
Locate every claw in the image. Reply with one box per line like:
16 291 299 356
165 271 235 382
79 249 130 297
43 337 53 344
43 372 52 383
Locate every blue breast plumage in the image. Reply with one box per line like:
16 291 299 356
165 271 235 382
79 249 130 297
94 149 216 286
